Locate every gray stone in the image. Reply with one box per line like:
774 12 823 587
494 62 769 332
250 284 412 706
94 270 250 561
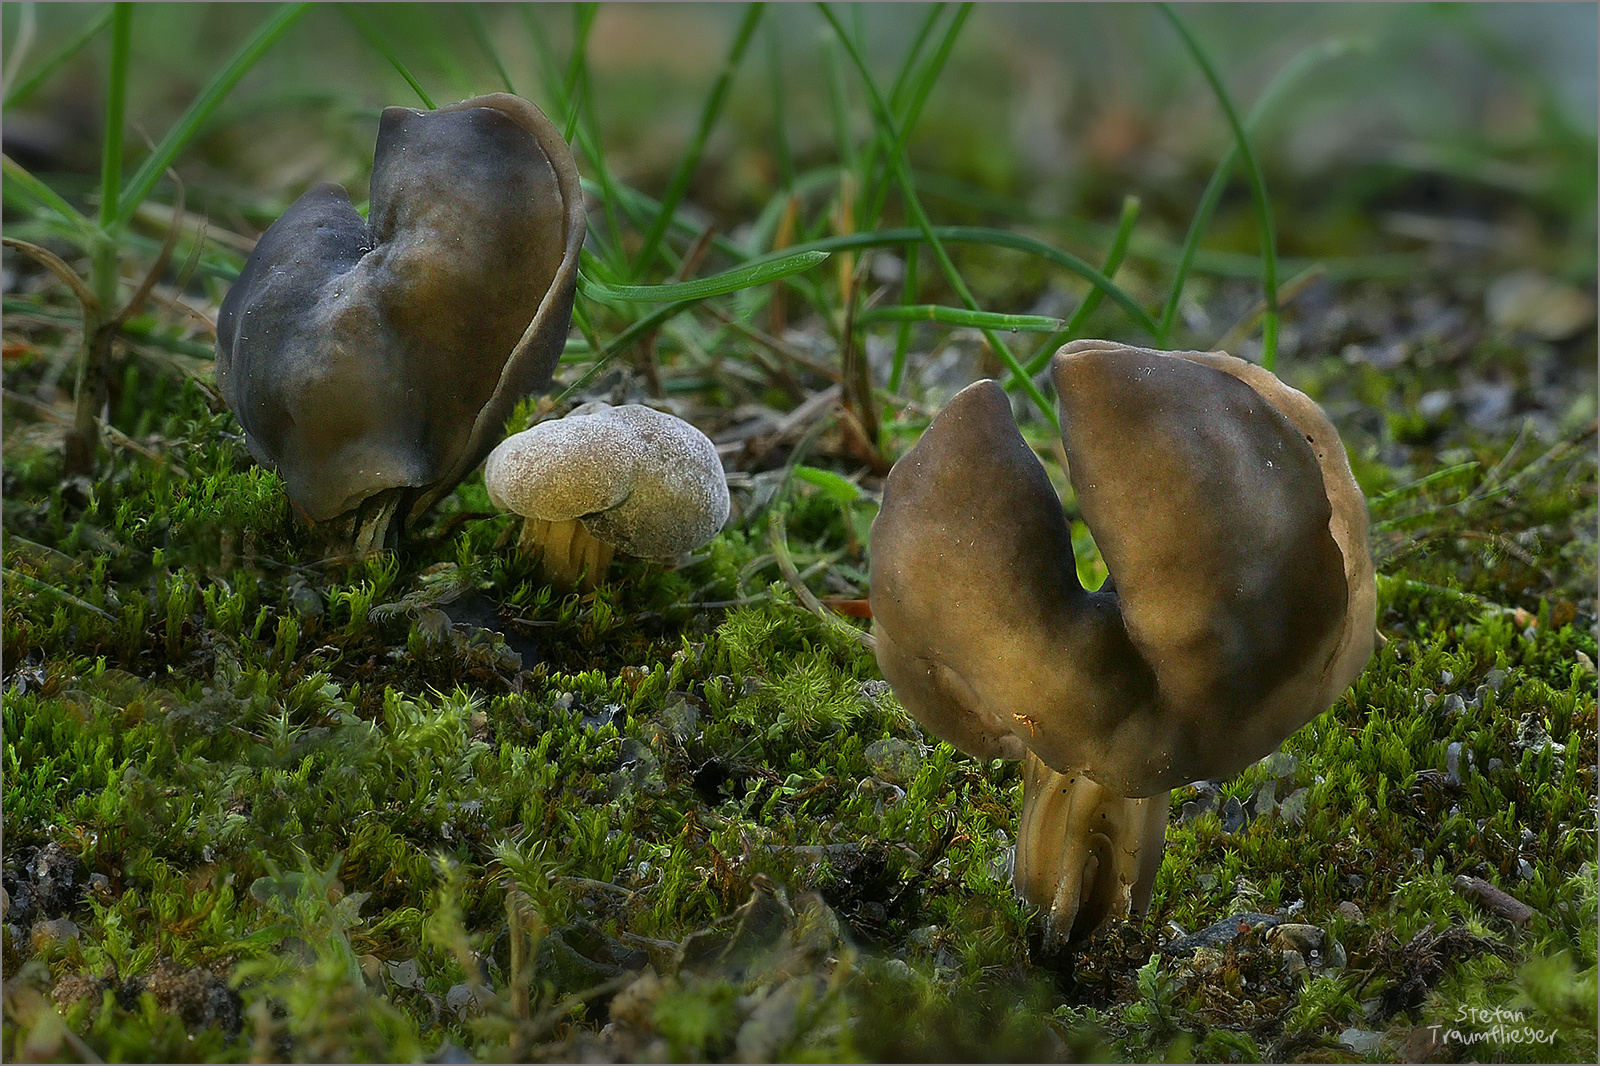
1161 912 1280 955
29 918 79 952
1261 752 1299 778
1219 795 1247 833
1278 788 1309 826
1339 1028 1384 1055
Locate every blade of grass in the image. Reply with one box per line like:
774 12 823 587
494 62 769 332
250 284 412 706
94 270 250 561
0 1 37 101
1157 37 1355 348
822 34 858 178
885 3 946 114
865 3 971 227
563 3 598 136
858 305 1067 332
818 3 1055 428
854 1 947 223
97 3 131 235
340 3 435 109
3 5 113 108
466 3 517 95
114 2 312 230
1158 3 1279 368
631 3 765 279
1027 193 1140 374
2 155 96 238
579 249 829 304
765 18 794 191
561 6 639 271
912 167 1419 281
787 227 1158 340
886 239 919 393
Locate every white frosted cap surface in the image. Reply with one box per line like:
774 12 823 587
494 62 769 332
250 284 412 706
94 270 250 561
484 402 730 559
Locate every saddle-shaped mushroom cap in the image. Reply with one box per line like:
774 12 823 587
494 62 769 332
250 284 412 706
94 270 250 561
868 340 1376 945
215 92 585 550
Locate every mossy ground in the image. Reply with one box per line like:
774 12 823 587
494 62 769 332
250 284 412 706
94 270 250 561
4 308 1596 1062
4 4 1598 1063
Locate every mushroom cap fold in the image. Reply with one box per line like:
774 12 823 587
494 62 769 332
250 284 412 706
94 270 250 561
868 379 1152 773
215 93 585 529
868 342 1375 797
484 402 731 561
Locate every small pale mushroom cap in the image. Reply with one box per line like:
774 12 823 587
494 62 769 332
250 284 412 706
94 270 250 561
869 342 1376 797
483 402 730 561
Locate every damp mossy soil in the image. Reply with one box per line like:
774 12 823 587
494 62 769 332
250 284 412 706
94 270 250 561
2 328 1596 1061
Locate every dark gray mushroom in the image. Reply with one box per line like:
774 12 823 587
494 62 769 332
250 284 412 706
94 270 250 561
215 92 585 551
868 340 1375 946
483 402 731 589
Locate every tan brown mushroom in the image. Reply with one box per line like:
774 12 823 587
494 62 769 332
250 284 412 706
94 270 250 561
483 402 731 589
215 93 585 552
868 340 1375 946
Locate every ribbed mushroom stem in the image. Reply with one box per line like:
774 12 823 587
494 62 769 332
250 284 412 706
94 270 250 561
518 517 615 589
1014 751 1170 947
328 487 405 555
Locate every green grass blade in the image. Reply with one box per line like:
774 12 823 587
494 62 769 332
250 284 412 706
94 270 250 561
818 3 1055 428
867 3 970 225
765 19 794 190
580 250 829 303
1157 38 1353 346
793 464 865 504
113 2 311 231
787 227 1159 339
858 304 1066 333
631 3 765 278
2 154 95 238
340 3 435 109
822 34 858 178
1027 193 1140 374
885 2 945 114
97 3 131 231
3 5 113 108
1158 3 1279 368
552 5 640 271
886 241 919 393
857 1 947 221
466 3 517 95
518 5 565 124
563 4 599 136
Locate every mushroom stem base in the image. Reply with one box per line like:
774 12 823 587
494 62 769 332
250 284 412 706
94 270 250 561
519 517 615 588
317 488 405 555
1014 751 1169 947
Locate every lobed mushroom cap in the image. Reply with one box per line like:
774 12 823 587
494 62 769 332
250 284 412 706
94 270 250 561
483 402 731 561
215 93 585 531
868 342 1376 797
1057 340 1377 714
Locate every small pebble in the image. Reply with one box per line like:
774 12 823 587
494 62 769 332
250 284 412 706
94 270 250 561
30 918 79 953
1219 795 1247 833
